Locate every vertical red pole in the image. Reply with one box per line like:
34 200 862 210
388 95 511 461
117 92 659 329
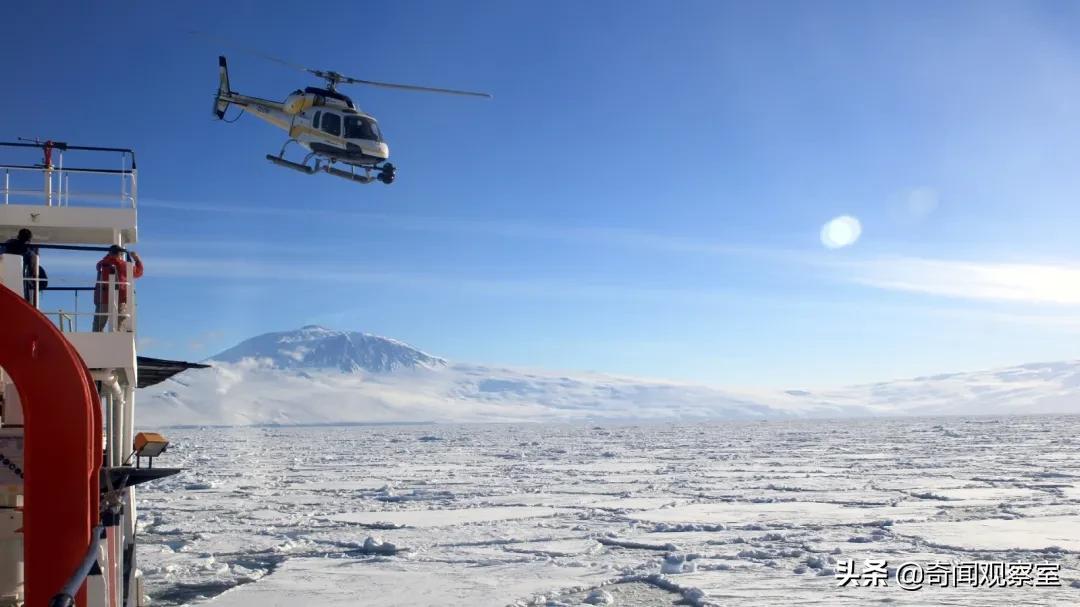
0 285 101 605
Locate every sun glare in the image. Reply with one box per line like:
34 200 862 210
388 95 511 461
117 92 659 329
820 215 862 249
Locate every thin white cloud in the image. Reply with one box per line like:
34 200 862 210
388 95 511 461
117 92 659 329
41 226 1080 315
142 254 1080 334
938 309 1080 332
837 256 1080 306
107 201 1080 330
138 198 788 260
142 255 755 304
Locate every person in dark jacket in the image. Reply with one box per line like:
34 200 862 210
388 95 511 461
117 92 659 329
1 228 33 258
1 228 41 303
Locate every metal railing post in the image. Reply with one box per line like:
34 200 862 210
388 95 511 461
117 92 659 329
57 152 63 206
44 162 52 207
103 390 113 466
122 384 135 472
107 274 118 333
126 260 135 333
32 254 40 309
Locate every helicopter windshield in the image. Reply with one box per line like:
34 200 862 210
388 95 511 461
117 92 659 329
344 116 383 142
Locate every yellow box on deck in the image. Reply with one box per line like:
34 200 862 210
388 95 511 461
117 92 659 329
134 432 168 458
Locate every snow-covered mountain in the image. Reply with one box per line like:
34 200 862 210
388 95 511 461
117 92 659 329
780 361 1080 417
137 327 1080 427
212 325 446 373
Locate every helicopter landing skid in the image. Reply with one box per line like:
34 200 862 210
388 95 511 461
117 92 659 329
265 154 380 184
323 159 395 185
265 153 316 175
265 140 395 185
265 140 320 174
325 164 375 184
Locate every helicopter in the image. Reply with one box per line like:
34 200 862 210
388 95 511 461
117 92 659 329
213 54 490 185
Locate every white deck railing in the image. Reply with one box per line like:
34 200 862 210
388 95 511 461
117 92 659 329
0 142 137 209
0 254 137 334
1 165 137 209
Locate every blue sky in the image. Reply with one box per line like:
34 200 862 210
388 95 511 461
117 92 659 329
6 1 1080 387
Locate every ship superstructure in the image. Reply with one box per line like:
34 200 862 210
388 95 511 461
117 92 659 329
0 141 201 606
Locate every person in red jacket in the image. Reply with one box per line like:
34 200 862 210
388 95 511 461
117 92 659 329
93 245 144 332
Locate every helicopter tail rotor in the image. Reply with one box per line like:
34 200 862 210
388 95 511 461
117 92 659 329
213 56 232 120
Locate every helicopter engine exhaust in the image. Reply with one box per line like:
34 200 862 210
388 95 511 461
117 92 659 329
282 91 317 115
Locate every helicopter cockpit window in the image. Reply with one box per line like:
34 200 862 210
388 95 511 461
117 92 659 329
312 111 321 129
321 112 341 137
344 116 383 142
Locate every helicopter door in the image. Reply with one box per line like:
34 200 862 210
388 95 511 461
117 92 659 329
320 112 342 138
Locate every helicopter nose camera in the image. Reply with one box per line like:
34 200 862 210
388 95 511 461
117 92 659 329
378 163 396 185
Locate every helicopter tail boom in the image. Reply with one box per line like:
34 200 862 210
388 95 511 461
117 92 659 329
214 56 232 119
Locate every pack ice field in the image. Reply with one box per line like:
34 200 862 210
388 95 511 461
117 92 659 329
136 416 1080 606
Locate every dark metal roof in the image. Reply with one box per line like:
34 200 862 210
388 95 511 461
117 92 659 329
102 466 182 490
137 356 210 389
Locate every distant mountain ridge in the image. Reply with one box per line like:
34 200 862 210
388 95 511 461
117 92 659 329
211 325 446 373
137 325 1080 427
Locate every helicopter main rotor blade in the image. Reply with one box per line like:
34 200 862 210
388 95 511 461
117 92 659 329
188 30 313 74
339 77 492 99
190 31 491 98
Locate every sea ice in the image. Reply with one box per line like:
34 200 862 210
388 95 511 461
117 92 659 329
893 516 1080 551
135 417 1080 606
328 506 567 528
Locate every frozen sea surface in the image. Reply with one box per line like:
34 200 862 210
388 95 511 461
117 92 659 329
136 416 1080 606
